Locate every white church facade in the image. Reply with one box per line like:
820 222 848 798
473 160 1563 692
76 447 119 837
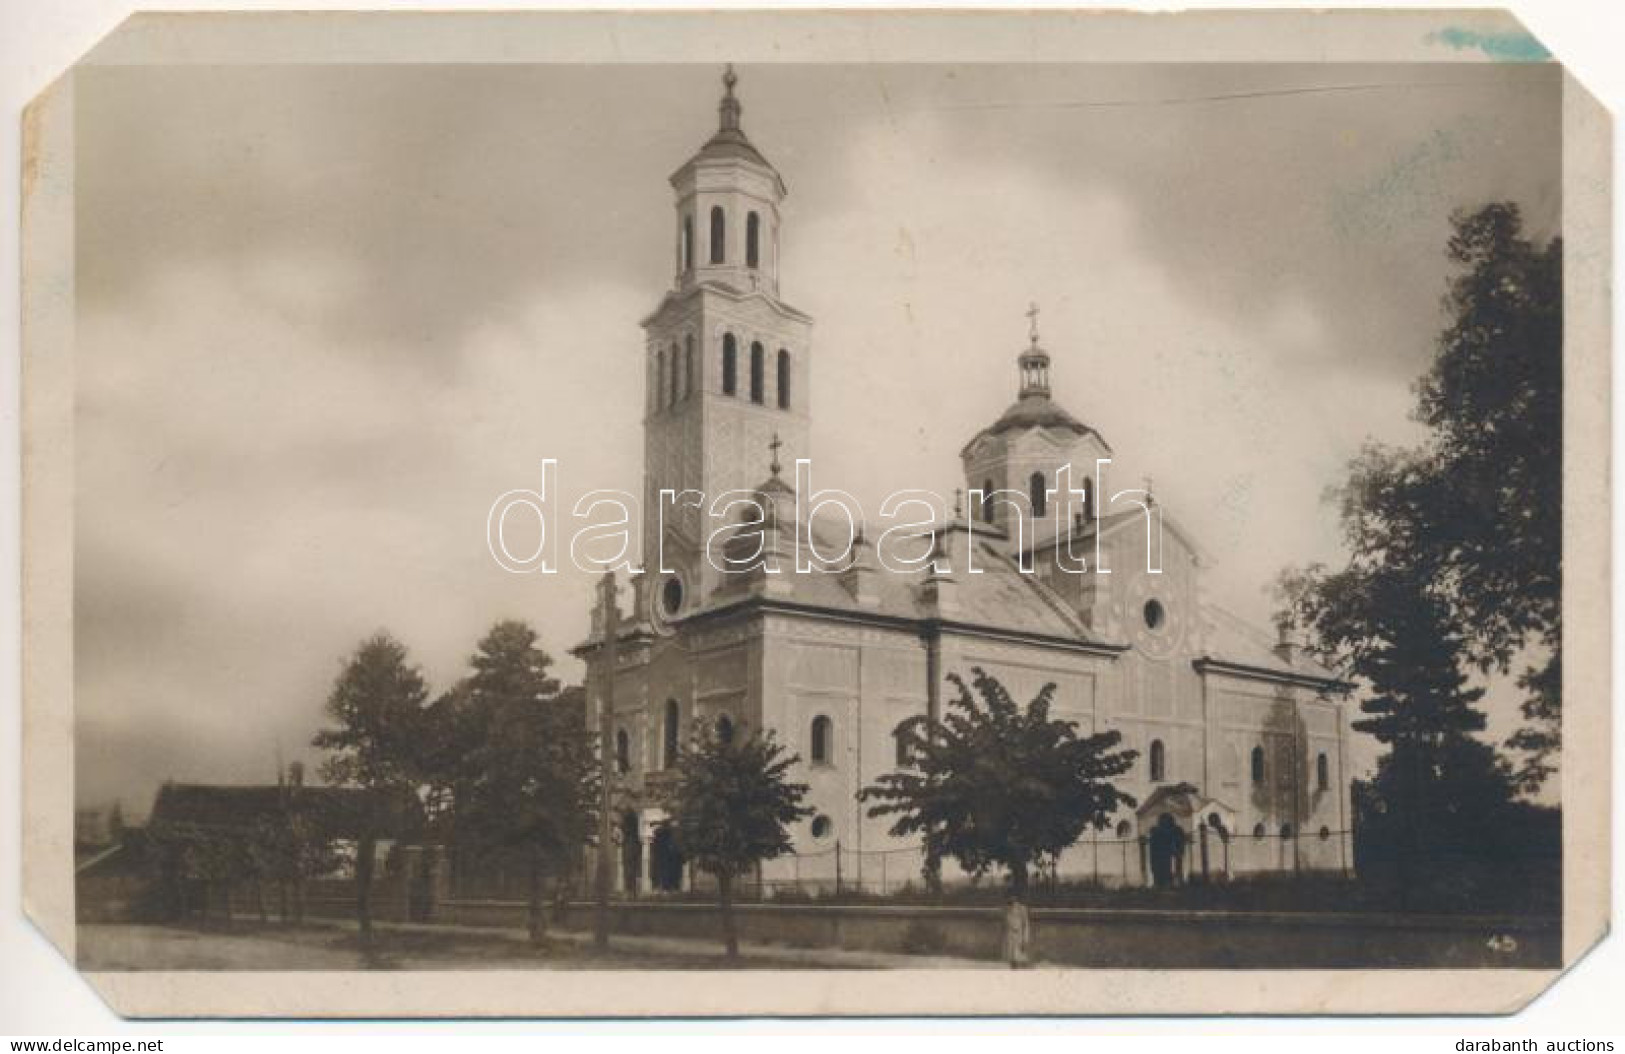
578 69 1353 895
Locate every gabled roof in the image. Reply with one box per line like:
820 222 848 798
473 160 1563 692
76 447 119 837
1198 604 1343 687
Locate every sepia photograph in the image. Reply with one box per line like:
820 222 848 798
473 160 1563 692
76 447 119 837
11 6 1611 1022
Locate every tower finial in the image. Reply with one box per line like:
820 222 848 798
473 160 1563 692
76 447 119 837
768 431 783 478
1017 301 1051 398
719 64 742 132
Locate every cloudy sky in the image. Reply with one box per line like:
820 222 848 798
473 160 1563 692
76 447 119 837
73 61 1561 814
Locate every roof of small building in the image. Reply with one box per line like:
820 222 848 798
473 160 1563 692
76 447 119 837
149 781 420 839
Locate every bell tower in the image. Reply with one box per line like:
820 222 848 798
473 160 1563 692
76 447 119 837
641 66 813 621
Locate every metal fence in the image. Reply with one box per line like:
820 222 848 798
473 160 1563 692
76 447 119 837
739 828 1357 899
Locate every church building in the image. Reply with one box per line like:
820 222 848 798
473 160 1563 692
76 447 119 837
577 68 1353 894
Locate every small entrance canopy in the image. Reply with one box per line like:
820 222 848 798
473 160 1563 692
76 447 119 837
1133 783 1236 834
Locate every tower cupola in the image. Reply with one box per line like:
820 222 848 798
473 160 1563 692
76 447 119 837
669 65 787 298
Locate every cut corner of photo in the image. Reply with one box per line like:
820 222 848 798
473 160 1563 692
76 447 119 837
11 3 1611 1022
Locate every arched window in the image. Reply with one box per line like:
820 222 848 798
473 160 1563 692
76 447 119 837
746 211 760 269
777 349 791 409
663 699 680 769
1082 477 1094 520
1279 823 1294 839
1252 823 1266 839
1251 746 1265 784
810 715 832 764
669 342 681 405
1029 471 1047 518
656 349 667 409
894 727 911 767
1115 820 1132 838
715 714 735 744
1149 739 1166 782
681 215 694 272
749 342 765 404
709 206 726 264
1316 752 1329 792
684 335 696 399
981 479 996 523
722 335 738 396
1318 825 1331 841
614 728 630 775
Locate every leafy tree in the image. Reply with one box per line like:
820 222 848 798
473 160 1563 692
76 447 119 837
311 631 430 942
1285 203 1561 790
1419 204 1561 789
861 668 1138 958
454 621 597 944
662 721 811 960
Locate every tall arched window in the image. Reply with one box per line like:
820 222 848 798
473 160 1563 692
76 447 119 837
663 699 680 769
894 727 911 767
810 715 832 764
777 349 791 409
681 215 694 272
722 334 738 396
1029 471 1047 518
709 206 726 264
749 342 765 404
1082 477 1094 520
1316 752 1329 792
746 211 760 269
655 349 667 409
1149 739 1166 782
981 479 996 523
615 729 630 775
669 342 681 405
1251 746 1265 785
715 714 735 744
684 335 696 399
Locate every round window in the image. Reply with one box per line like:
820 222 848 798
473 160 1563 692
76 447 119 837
810 815 832 839
662 575 684 616
1143 599 1165 630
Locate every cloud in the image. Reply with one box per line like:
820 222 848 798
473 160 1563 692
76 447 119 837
73 63 1561 812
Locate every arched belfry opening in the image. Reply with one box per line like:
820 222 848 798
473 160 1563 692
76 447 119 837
710 206 726 264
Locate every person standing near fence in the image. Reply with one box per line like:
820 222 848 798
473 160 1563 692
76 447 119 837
1004 895 1032 969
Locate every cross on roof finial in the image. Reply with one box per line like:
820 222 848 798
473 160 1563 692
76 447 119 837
719 64 742 132
769 432 783 477
1143 474 1155 504
1026 301 1040 348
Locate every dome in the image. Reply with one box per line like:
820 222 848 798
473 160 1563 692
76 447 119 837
691 125 774 171
983 393 1093 438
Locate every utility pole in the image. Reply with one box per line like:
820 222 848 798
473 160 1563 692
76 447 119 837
593 571 620 950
